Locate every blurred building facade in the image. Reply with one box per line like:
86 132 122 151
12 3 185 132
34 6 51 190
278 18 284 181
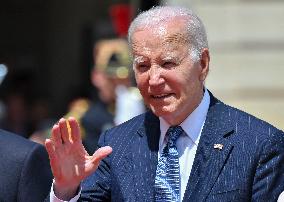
164 0 284 130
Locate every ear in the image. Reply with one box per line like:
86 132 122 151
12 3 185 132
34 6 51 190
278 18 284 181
199 48 210 82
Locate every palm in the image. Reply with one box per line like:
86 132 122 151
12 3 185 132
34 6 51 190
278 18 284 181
45 117 112 196
54 139 89 185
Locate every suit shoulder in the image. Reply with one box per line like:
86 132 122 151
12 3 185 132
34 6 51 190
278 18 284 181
0 129 44 160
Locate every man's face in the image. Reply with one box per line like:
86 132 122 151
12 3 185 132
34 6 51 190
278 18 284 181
131 19 208 125
91 70 115 104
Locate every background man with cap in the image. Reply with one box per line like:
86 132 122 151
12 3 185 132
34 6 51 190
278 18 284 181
65 38 145 154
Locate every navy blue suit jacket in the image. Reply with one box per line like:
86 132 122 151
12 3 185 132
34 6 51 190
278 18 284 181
0 130 53 202
78 93 284 201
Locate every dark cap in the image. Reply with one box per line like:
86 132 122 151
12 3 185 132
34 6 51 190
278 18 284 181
94 39 131 79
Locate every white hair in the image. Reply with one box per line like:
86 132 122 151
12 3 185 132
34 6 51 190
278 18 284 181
128 6 208 61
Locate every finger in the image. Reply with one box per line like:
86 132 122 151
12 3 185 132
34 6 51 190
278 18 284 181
58 118 70 144
52 124 62 146
45 138 55 158
45 139 61 177
68 117 81 143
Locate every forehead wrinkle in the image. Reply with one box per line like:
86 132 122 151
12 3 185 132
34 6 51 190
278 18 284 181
132 42 155 58
162 33 189 46
131 29 188 59
132 35 153 50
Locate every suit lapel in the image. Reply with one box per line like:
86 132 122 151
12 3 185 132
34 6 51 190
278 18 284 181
183 93 235 201
133 111 160 201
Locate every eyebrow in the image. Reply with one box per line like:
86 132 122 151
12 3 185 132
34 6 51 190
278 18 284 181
131 42 140 51
133 55 147 63
162 55 178 60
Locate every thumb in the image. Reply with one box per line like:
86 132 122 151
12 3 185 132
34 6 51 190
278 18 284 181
85 146 112 174
91 146 113 164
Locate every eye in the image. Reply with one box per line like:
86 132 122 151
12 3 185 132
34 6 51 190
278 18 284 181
135 63 150 72
162 61 176 69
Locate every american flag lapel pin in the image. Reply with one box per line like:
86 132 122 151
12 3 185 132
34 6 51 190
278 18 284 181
214 144 224 150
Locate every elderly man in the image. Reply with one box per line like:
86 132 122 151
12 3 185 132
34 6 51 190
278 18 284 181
46 6 284 202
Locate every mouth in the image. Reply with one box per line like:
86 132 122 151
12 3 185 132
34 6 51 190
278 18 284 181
151 93 174 99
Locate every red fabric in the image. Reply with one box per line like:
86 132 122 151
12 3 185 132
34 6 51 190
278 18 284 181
109 4 133 37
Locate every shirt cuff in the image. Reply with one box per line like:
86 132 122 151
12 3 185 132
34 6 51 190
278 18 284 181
49 180 81 202
278 191 284 202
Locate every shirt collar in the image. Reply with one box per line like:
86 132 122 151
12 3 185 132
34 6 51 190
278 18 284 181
159 89 210 148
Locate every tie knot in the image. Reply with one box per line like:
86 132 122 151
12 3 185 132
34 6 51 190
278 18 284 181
167 126 183 146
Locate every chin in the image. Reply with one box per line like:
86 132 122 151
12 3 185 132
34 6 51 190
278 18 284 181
150 104 176 117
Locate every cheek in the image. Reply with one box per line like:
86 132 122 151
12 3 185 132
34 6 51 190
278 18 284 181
174 71 197 96
168 70 189 91
135 74 149 93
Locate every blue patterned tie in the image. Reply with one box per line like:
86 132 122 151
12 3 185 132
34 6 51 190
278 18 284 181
155 126 183 202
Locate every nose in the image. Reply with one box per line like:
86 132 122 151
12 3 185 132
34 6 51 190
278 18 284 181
148 66 164 86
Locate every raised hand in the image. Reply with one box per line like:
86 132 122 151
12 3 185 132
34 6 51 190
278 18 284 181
45 117 112 200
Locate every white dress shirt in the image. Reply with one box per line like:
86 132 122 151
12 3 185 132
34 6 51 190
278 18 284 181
159 89 210 201
50 89 210 202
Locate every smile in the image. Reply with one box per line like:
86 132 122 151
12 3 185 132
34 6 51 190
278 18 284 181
151 93 174 99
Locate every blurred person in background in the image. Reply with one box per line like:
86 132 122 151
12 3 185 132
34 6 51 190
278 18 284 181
65 38 144 154
92 38 145 125
0 64 37 139
0 91 32 138
29 6 145 150
28 39 145 148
